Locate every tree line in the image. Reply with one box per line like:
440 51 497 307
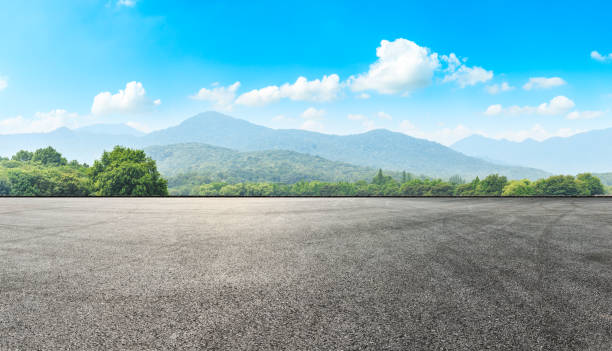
1 146 606 196
0 146 167 196
195 170 605 196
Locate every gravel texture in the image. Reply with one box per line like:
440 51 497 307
1 197 612 350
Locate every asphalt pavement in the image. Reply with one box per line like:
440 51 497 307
1 198 611 350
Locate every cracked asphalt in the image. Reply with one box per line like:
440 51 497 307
1 198 611 350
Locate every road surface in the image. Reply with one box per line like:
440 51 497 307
1 198 611 350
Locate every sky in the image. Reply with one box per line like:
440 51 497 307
0 0 611 145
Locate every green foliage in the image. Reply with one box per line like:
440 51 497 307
475 174 508 196
532 175 583 196
448 175 465 185
90 146 168 196
12 150 33 162
32 146 67 166
576 173 604 195
502 179 536 196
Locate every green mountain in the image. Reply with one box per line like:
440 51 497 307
145 142 399 185
142 112 549 180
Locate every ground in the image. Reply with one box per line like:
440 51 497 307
1 198 611 350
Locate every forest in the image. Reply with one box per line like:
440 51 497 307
0 146 607 197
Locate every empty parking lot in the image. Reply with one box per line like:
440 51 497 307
1 198 611 350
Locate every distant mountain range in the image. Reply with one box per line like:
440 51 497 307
452 129 612 174
0 111 550 180
145 143 397 184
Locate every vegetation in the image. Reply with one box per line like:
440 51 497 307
1 146 167 196
174 171 605 197
0 145 606 197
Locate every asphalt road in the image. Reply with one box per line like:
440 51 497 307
1 198 611 350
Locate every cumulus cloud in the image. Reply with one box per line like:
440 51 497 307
349 39 440 94
522 77 566 90
486 82 514 94
566 110 604 120
191 82 240 110
92 81 161 115
0 76 7 91
484 96 575 116
377 111 392 120
301 107 325 119
591 50 612 62
0 109 80 135
443 65 493 87
300 119 325 133
235 75 341 107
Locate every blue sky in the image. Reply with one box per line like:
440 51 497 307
0 0 611 144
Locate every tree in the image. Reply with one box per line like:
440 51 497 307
32 147 67 166
502 179 535 196
90 146 168 196
533 175 581 196
12 150 33 162
475 174 508 196
372 169 394 186
448 175 465 185
576 173 604 195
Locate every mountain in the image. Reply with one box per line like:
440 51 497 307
76 123 145 136
0 111 549 180
144 142 398 184
141 112 549 180
452 129 612 174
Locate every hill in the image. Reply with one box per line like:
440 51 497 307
452 129 612 174
0 111 550 180
144 142 394 184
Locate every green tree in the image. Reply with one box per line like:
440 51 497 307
533 175 581 196
502 179 535 196
90 146 168 196
32 147 67 166
576 173 604 195
12 150 33 162
475 174 508 196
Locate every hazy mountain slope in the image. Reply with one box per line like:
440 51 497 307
141 112 549 180
452 129 612 174
144 143 395 183
76 124 145 136
0 111 550 179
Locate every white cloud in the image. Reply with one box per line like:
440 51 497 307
566 110 604 120
591 50 612 62
300 119 325 133
235 75 341 107
347 114 366 121
0 76 7 91
234 85 280 107
486 82 514 94
377 111 392 120
522 77 566 90
484 96 575 116
301 107 325 119
0 109 80 135
536 95 575 115
117 0 136 7
191 81 240 111
92 81 161 115
349 38 440 94
485 104 503 116
357 93 371 99
443 65 493 87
